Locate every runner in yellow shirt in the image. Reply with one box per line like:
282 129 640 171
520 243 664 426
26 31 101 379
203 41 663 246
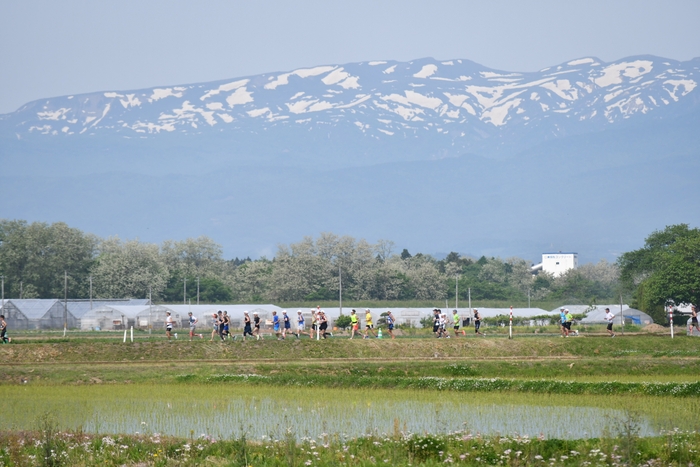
364 308 377 338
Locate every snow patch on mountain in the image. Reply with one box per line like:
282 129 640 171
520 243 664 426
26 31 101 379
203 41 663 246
567 58 597 66
225 87 254 107
594 60 653 87
414 64 438 78
150 87 185 101
38 108 71 120
264 66 336 90
200 79 249 100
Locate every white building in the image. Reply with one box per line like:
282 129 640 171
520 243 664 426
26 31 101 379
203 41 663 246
531 252 578 277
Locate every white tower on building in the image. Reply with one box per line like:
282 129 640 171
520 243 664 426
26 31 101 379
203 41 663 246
530 252 578 277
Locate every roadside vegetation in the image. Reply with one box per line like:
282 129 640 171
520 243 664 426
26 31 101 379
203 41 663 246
1 412 699 466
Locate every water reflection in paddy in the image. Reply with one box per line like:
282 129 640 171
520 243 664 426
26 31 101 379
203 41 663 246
0 384 693 440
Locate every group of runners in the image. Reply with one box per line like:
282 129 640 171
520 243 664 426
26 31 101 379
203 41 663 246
197 307 331 342
559 308 579 337
348 308 396 339
1 305 699 343
431 308 484 338
171 306 489 341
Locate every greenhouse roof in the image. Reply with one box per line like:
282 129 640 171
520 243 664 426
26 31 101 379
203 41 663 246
5 299 64 319
67 299 151 318
549 304 630 314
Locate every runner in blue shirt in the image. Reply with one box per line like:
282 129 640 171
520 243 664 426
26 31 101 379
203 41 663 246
386 310 396 339
282 310 291 339
559 308 568 337
295 310 305 338
272 311 282 340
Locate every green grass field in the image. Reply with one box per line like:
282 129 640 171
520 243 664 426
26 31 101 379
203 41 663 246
1 332 699 466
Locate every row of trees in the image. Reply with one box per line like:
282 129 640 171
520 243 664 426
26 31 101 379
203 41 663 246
0 219 621 304
619 224 700 323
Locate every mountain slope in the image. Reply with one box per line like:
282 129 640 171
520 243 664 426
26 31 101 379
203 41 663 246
1 56 699 260
1 55 699 169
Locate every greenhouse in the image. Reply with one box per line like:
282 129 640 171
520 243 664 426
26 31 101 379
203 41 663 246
134 305 184 330
0 299 78 330
161 304 282 329
67 299 151 321
0 299 31 330
80 305 149 331
580 305 652 325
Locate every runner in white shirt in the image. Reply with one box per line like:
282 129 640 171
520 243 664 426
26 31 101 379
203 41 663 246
165 311 174 340
604 307 616 337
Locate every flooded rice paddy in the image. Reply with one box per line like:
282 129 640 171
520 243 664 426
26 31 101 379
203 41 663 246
1 383 697 440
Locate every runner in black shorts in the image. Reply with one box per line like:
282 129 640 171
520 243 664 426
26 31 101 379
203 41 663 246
217 311 225 341
243 311 253 341
222 311 231 340
386 310 396 339
319 310 329 339
452 309 466 337
165 311 174 340
253 311 261 340
282 310 291 339
690 305 699 335
432 309 440 337
310 309 318 339
473 309 483 336
604 308 616 337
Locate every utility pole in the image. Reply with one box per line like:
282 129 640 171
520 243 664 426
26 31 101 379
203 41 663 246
148 286 152 336
455 275 459 309
196 277 200 305
20 282 23 299
1 275 4 312
63 271 68 337
338 264 343 316
620 294 625 336
183 277 187 305
528 289 531 309
89 276 93 310
468 287 472 319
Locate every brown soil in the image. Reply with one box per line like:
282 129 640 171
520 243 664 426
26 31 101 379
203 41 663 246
642 323 666 333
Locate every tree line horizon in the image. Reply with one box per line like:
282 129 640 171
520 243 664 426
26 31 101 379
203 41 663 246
1 219 696 324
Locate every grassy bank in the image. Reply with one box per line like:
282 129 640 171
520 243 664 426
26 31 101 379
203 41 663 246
3 357 700 387
184 373 700 397
2 422 698 466
1 334 698 364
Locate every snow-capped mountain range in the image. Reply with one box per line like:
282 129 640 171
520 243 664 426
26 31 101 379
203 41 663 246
1 55 699 262
3 55 699 157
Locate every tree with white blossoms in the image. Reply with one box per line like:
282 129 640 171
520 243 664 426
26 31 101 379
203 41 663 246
230 258 273 301
161 236 226 280
269 237 334 301
0 218 625 304
92 237 169 299
505 257 537 297
400 254 447 300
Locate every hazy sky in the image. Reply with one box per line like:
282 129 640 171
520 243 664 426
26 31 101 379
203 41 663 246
2 0 699 114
